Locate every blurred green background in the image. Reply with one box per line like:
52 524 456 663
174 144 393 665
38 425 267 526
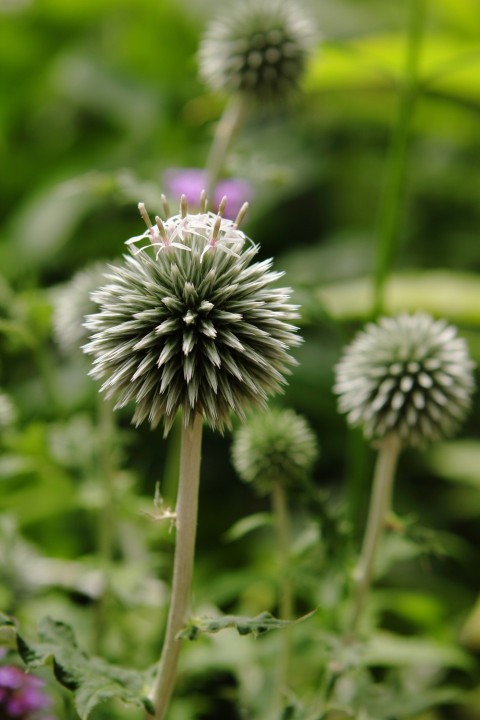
1 0 480 718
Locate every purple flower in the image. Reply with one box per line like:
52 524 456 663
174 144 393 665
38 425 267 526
163 168 251 220
0 664 54 720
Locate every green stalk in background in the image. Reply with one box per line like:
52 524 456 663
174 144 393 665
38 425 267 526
372 0 427 316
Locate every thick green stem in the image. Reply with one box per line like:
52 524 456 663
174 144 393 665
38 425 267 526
151 413 203 720
271 480 293 710
372 0 427 316
350 434 401 635
204 94 250 205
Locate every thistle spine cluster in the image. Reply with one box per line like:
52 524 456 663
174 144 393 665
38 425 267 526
84 196 302 434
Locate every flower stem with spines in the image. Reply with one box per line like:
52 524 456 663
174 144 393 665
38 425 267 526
152 413 203 720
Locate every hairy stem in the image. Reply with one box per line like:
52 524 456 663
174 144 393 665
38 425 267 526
271 479 293 710
350 434 401 635
204 94 250 205
151 413 203 720
372 0 426 316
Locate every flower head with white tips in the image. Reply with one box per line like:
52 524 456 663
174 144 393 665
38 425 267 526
199 0 318 103
84 194 302 434
334 313 475 447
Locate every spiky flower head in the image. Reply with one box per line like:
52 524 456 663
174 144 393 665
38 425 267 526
52 262 110 354
84 196 301 434
199 0 317 103
334 313 475 447
231 407 318 494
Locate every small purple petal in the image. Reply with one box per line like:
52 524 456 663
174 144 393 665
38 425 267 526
163 168 251 220
0 666 23 689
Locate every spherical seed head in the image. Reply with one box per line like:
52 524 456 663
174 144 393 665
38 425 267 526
199 0 317 103
84 203 301 434
334 313 475 447
231 407 318 494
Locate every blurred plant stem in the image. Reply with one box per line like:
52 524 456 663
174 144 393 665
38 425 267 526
94 395 116 654
204 94 250 205
33 343 61 416
271 479 293 713
151 413 203 720
349 433 401 635
372 0 427 316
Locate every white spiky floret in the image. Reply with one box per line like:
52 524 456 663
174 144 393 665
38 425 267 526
334 313 475 447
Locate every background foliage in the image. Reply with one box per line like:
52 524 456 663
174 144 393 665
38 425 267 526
1 0 480 718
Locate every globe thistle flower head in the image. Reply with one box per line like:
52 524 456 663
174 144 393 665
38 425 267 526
231 407 318 495
84 195 302 435
334 313 475 447
199 0 317 103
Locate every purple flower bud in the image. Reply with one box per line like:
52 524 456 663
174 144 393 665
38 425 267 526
163 168 251 220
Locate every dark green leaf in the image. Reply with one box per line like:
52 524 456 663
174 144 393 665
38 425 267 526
178 609 316 641
10 617 155 719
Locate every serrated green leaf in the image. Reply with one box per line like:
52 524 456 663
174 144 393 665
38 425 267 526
10 617 155 719
178 609 316 641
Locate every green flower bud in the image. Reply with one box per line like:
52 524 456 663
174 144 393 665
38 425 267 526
231 407 318 494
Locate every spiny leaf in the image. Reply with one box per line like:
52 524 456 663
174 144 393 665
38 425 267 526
178 609 316 641
4 616 155 719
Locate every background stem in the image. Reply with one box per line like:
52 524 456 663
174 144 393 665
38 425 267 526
350 434 401 635
271 479 293 711
372 0 427 316
204 94 250 205
151 413 203 720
